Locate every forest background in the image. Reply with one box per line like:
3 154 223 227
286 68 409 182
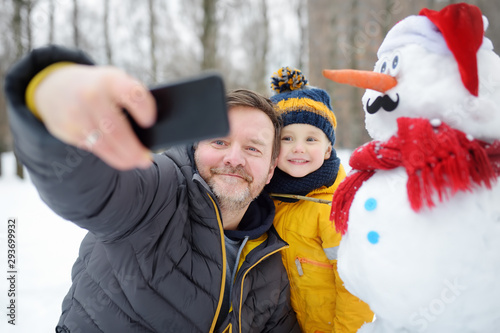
1 0 499 178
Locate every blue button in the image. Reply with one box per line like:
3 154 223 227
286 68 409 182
367 231 380 244
364 198 377 211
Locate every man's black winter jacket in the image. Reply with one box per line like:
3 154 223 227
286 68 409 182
5 45 300 333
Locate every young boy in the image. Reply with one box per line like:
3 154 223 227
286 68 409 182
266 67 374 333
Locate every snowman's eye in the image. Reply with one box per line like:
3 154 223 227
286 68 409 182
389 52 401 76
392 55 399 69
380 61 387 74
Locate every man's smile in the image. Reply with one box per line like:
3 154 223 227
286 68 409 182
211 167 253 182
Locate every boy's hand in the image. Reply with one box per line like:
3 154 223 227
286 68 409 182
34 65 156 170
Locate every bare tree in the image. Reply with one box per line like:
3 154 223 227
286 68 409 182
48 0 55 43
252 0 269 93
26 0 35 50
11 0 28 178
103 0 113 64
216 0 269 93
201 0 218 70
13 0 24 58
148 0 158 82
73 0 79 47
308 0 358 148
296 0 308 71
0 77 7 177
0 0 15 177
477 0 500 51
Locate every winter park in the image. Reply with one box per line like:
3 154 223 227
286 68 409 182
1 0 500 332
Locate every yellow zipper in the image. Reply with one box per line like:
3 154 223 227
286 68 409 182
237 245 288 333
208 194 227 333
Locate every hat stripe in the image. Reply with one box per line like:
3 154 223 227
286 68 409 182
276 97 337 129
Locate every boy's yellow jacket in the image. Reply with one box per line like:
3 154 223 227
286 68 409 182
272 164 374 333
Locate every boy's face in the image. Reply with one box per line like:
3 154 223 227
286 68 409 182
277 123 332 178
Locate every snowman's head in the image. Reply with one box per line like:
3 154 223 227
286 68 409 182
363 9 500 142
324 4 500 143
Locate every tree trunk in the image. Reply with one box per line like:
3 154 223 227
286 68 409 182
73 0 79 47
201 0 217 70
477 0 500 53
255 0 269 93
308 0 355 147
12 0 25 178
349 0 367 148
0 73 6 178
297 0 308 71
48 0 55 43
26 0 33 50
13 0 23 58
104 0 113 64
148 0 157 83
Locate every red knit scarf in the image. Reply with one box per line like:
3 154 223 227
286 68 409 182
331 117 500 235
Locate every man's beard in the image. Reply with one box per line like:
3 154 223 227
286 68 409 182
207 166 260 211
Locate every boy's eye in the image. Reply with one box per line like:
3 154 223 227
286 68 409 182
306 137 317 142
281 136 292 141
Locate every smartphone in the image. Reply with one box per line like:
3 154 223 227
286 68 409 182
128 72 229 150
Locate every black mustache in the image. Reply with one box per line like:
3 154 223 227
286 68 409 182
366 93 399 114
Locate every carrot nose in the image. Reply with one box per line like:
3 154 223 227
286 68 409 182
322 69 398 93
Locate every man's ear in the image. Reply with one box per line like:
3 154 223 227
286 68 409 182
324 144 332 160
266 159 278 184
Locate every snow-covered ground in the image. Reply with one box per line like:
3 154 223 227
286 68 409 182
0 149 352 332
0 152 88 333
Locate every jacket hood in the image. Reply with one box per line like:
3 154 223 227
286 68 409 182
224 193 275 240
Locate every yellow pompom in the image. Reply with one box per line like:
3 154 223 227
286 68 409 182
270 66 308 93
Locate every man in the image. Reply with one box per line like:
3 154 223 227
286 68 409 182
5 45 300 332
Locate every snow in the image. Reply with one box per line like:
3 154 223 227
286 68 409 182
0 152 87 333
337 148 352 173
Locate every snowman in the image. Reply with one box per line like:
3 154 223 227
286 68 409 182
323 3 500 332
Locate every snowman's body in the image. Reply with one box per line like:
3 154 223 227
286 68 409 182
339 167 500 332
324 5 500 332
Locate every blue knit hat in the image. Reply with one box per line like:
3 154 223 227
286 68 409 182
270 67 337 146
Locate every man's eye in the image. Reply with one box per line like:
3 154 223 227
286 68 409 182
247 147 260 153
213 140 225 146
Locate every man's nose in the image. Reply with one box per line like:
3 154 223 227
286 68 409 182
223 145 245 166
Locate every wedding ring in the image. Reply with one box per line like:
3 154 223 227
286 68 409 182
85 130 101 148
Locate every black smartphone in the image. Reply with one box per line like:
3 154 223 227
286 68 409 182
128 72 229 150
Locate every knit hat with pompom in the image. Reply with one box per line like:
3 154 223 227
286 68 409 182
270 67 337 146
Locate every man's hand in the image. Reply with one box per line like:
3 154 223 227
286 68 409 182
34 65 156 170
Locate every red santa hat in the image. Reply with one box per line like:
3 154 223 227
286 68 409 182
378 3 493 97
